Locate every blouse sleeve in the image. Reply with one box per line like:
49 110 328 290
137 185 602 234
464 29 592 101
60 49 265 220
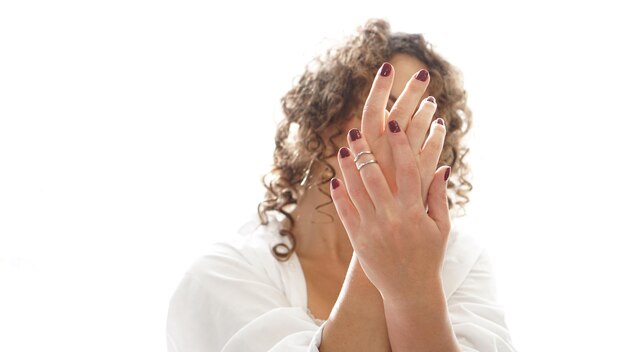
447 248 518 352
166 242 325 352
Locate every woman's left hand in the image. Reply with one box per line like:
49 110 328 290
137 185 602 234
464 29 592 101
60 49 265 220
330 62 452 301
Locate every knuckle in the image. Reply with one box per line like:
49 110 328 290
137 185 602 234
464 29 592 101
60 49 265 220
420 140 433 153
378 209 401 230
390 104 407 118
416 102 436 117
387 218 402 233
396 155 416 171
362 103 376 116
403 162 419 176
415 115 431 131
407 204 426 223
367 177 387 194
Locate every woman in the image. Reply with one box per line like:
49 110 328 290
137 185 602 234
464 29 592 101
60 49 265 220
167 19 516 351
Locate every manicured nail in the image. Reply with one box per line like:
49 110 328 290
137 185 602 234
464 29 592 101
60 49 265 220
349 128 361 141
331 177 340 189
380 62 392 77
415 69 429 82
437 118 445 126
444 167 451 181
426 96 436 104
339 147 351 158
388 120 401 133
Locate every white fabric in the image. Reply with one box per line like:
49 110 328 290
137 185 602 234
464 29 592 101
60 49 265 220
166 212 517 351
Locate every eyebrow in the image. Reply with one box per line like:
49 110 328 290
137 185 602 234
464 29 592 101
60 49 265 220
388 95 398 104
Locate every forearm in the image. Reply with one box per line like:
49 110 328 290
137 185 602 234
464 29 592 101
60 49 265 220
319 254 391 352
382 277 461 352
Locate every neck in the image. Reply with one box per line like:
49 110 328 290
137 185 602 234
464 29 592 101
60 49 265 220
286 182 354 266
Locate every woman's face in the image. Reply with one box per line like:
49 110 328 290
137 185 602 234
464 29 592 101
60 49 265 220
324 53 431 178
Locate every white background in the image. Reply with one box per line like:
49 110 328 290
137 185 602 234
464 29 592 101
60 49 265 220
1 1 625 351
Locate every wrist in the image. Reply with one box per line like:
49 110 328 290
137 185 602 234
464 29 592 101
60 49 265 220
381 277 459 352
330 255 385 321
381 275 445 310
347 256 382 294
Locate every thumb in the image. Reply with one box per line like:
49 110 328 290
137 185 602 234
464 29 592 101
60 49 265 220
427 165 452 233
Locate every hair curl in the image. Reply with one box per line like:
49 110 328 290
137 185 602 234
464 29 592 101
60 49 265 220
257 18 473 261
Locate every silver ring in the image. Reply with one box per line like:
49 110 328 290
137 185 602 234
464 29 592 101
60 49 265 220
353 150 374 163
356 159 378 171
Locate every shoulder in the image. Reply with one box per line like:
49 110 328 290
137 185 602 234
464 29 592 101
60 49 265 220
183 214 288 292
442 221 489 300
443 223 517 350
166 213 307 351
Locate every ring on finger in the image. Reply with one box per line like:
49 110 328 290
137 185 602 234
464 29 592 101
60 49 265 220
353 150 374 163
356 159 378 171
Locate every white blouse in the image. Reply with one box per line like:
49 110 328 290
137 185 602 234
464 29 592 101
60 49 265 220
167 212 517 351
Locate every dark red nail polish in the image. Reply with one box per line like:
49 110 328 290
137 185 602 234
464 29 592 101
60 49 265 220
348 128 361 141
426 96 436 104
388 120 401 133
331 178 340 189
415 69 429 81
444 167 451 181
380 62 392 77
339 147 351 158
437 118 445 126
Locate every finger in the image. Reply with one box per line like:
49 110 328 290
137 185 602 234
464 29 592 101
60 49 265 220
329 177 360 233
406 96 438 157
419 118 447 206
386 120 424 210
427 166 452 235
362 62 394 142
347 128 394 208
336 146 375 216
388 69 430 131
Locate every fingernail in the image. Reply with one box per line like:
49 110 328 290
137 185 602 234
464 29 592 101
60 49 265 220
331 177 340 189
437 118 445 126
426 96 436 104
380 62 392 77
415 69 429 81
388 120 401 133
349 128 361 141
444 167 451 181
339 147 351 158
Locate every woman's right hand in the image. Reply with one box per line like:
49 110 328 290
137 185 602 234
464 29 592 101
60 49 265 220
329 62 452 297
353 62 446 211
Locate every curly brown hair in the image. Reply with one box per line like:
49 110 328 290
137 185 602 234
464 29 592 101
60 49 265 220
257 18 473 261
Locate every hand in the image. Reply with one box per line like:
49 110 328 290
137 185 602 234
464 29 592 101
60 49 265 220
329 62 452 301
